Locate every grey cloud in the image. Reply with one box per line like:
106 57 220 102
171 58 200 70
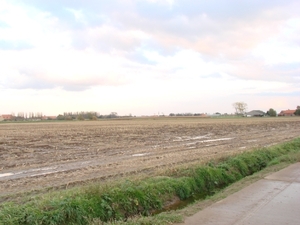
56 75 127 91
15 79 56 90
6 0 300 85
4 68 126 91
227 58 300 84
21 0 295 60
124 42 182 67
270 65 300 83
111 0 300 61
1 70 57 90
60 83 91 92
3 72 55 90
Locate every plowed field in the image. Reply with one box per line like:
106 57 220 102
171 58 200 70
1 117 300 200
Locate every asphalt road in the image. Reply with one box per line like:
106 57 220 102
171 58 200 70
181 163 300 225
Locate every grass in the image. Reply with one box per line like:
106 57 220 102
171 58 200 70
1 138 300 225
175 152 300 220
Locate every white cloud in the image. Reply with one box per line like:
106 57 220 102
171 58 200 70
252 17 300 65
1 0 300 115
253 40 300 65
0 1 71 50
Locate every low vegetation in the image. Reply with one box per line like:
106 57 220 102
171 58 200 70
1 138 300 225
267 108 277 117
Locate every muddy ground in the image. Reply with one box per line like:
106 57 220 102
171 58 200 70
1 117 300 201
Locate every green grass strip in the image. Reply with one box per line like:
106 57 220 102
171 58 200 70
1 138 300 225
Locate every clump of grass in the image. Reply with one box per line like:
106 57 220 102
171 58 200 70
1 138 300 225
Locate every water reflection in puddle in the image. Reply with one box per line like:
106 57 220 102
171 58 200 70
0 173 13 178
132 153 150 157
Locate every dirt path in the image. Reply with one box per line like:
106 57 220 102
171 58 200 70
1 117 300 200
179 163 300 225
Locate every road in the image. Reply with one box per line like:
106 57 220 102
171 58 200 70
180 163 300 225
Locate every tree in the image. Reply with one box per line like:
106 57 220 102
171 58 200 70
57 114 65 120
77 114 84 120
232 102 248 115
267 108 277 117
108 112 118 118
65 116 72 120
91 115 98 120
295 109 300 116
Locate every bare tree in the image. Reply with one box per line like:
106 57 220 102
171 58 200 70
232 102 248 115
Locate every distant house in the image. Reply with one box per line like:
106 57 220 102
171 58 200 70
0 116 4 121
278 109 296 116
245 110 265 117
211 112 221 117
1 114 14 120
47 116 57 120
41 116 57 120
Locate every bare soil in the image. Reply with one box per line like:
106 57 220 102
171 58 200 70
1 117 300 201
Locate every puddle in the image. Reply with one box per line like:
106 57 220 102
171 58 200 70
132 153 150 157
203 138 233 143
186 143 196 146
0 158 115 181
81 161 92 165
13 166 57 175
30 171 58 177
189 135 210 140
0 173 13 178
173 135 210 142
185 137 233 147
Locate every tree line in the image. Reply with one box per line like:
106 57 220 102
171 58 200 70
7 112 44 121
169 113 208 117
56 112 124 120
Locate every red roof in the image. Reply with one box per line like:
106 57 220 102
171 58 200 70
279 110 296 115
282 110 296 114
1 114 14 119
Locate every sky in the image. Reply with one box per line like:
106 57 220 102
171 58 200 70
0 0 299 116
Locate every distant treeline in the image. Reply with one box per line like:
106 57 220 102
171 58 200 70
169 113 208 117
57 112 129 120
2 112 45 121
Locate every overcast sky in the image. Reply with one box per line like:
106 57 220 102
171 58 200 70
1 0 299 116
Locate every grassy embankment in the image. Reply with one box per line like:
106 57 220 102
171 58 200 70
1 138 300 225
